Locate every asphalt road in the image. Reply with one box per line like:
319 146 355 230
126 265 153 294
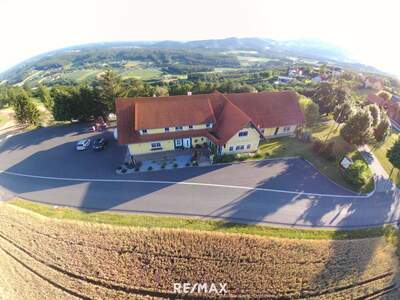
0 124 399 228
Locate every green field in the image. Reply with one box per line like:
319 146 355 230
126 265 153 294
60 69 104 82
119 68 162 80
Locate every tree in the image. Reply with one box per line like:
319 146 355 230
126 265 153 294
378 91 391 102
36 85 53 110
312 82 337 114
12 91 40 126
51 85 107 121
97 69 126 113
51 86 76 121
299 96 320 127
387 138 400 178
373 117 391 142
333 102 354 124
340 109 372 146
344 160 371 189
366 104 381 127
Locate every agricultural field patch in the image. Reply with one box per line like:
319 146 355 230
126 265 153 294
0 202 398 299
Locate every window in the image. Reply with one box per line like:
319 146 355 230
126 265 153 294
175 126 183 131
247 144 251 149
206 123 212 128
229 146 233 151
141 129 148 134
238 131 248 137
164 127 169 132
188 125 193 129
240 145 245 150
235 145 240 150
151 142 162 150
283 126 291 132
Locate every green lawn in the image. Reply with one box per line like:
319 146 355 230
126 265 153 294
119 68 162 80
253 119 373 193
372 131 400 186
8 198 387 240
60 69 103 82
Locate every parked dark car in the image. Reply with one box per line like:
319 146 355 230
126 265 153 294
92 137 108 151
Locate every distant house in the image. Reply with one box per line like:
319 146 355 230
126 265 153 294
364 76 384 91
391 94 400 103
288 67 303 77
311 74 329 83
116 91 305 159
366 93 400 123
274 76 294 85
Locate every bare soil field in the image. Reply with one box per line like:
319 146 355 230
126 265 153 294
0 202 399 299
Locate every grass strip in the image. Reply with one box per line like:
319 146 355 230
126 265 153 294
9 198 386 240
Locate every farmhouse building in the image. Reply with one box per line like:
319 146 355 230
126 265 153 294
116 91 304 158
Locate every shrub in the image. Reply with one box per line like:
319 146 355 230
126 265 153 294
185 162 190 167
121 168 127 174
161 163 166 169
344 160 372 189
217 154 236 163
173 163 178 168
312 139 324 154
147 166 153 171
295 127 312 143
134 167 140 172
127 163 134 169
320 141 336 161
253 152 262 159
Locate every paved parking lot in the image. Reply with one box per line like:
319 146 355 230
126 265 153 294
0 124 399 228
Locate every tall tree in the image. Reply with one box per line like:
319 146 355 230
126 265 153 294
36 85 53 110
12 90 40 126
387 138 400 178
333 102 355 125
373 116 391 142
312 82 336 114
97 69 126 113
340 109 372 146
366 104 381 127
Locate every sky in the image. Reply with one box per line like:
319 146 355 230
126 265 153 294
1 0 400 76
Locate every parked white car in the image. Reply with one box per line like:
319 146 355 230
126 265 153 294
76 139 91 151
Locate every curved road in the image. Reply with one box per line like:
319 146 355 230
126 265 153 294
0 124 399 229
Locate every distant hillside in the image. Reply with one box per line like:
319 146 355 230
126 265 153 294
0 37 383 86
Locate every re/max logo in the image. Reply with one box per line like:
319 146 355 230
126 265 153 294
173 283 228 294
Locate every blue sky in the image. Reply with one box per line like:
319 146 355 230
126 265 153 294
1 0 400 76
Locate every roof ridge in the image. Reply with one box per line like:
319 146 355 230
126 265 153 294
206 97 217 124
219 92 252 123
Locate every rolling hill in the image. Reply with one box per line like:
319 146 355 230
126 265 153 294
0 37 383 86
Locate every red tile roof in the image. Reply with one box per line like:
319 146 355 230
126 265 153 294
116 90 305 146
133 95 216 130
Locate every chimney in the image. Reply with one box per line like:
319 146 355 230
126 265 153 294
187 91 192 96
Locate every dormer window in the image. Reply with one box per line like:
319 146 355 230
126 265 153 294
141 129 148 134
165 127 169 132
206 123 212 128
238 131 248 137
188 125 193 129
175 126 183 131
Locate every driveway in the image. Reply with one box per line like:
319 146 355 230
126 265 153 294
0 124 399 228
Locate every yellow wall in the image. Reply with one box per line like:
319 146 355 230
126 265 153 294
221 126 260 154
128 139 174 155
263 125 297 138
141 123 212 135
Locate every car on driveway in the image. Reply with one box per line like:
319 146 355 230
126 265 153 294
76 139 91 151
92 137 108 151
